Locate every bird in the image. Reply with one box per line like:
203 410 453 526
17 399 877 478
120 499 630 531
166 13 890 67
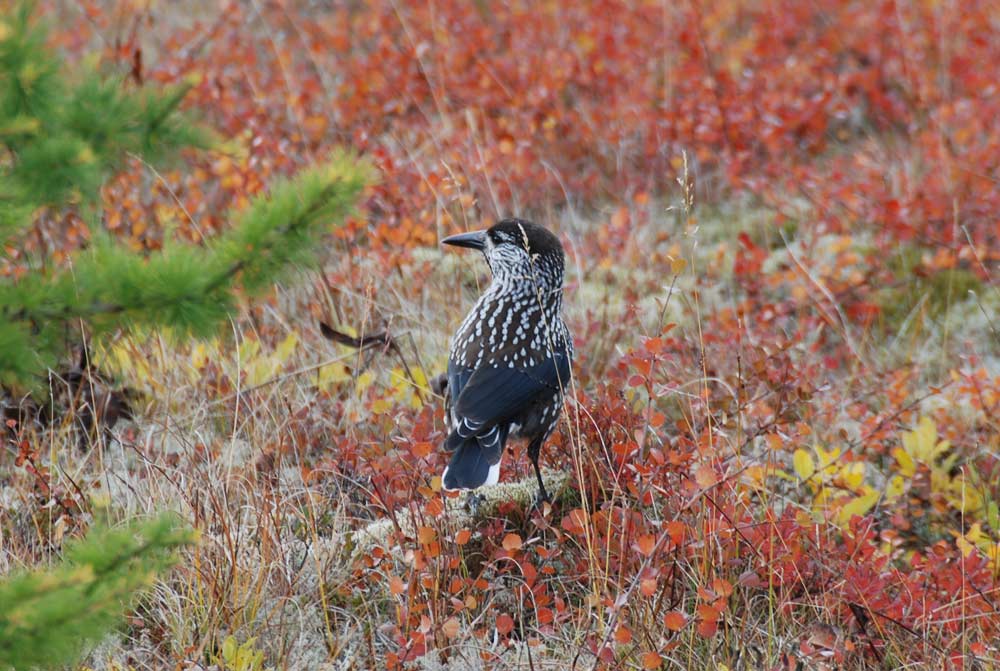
439 218 573 504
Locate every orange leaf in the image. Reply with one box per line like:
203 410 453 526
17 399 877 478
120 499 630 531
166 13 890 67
666 521 686 545
614 625 632 644
424 497 443 516
441 617 460 638
663 611 686 631
641 651 663 669
635 533 656 556
455 529 471 545
712 578 734 598
694 464 718 488
389 575 405 596
502 533 523 551
696 617 718 638
639 577 658 597
696 604 718 620
496 613 514 636
417 526 436 544
644 337 664 353
411 441 433 458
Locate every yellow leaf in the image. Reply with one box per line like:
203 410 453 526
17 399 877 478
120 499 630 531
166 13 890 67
770 468 796 482
244 359 274 387
356 370 375 394
274 331 299 363
838 490 879 525
839 461 865 489
371 398 392 414
387 366 430 409
410 366 429 388
963 522 985 545
221 636 236 662
793 449 815 481
813 485 833 509
903 416 941 462
190 342 209 370
389 368 409 394
935 439 952 462
885 474 906 499
743 464 767 485
238 337 260 361
957 534 976 558
893 446 916 477
947 476 987 517
815 444 841 470
314 362 350 391
575 33 596 53
77 145 96 164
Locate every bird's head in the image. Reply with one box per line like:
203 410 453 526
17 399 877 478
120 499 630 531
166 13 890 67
442 218 565 292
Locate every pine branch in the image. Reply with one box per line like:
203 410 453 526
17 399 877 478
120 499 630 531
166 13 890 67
0 514 194 671
0 4 376 388
0 154 374 386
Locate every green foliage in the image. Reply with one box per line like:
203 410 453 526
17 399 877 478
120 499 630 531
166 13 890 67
0 5 211 235
0 514 194 671
876 245 984 331
0 3 375 388
212 154 373 294
215 636 268 671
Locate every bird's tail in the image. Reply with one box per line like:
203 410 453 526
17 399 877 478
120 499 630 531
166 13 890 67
441 427 504 491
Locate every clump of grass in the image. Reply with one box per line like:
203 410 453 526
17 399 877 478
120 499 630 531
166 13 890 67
877 245 984 333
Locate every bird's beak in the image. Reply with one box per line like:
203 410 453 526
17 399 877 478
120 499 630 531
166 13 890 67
441 230 486 250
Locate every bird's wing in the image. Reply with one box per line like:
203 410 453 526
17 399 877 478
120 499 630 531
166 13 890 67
447 359 475 403
451 349 571 438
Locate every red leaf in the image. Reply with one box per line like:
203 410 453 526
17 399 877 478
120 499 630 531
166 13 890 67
496 613 514 636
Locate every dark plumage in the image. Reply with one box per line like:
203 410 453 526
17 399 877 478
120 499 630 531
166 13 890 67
439 218 573 502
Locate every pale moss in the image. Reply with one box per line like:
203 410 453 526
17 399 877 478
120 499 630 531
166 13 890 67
350 468 571 560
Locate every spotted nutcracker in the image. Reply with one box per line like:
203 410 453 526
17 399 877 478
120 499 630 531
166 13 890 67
439 218 573 503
